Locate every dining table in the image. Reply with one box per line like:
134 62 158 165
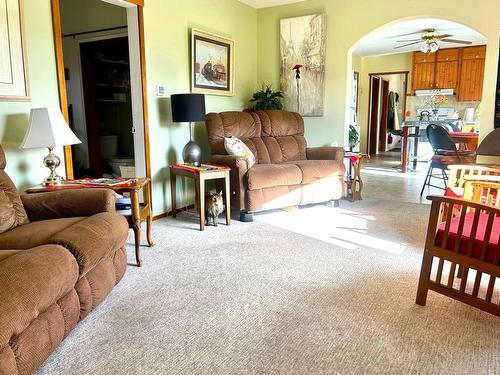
448 131 479 151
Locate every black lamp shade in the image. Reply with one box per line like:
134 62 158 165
171 93 206 123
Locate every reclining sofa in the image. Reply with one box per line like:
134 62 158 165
0 145 128 374
205 110 345 220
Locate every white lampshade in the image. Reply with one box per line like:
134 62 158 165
20 107 81 149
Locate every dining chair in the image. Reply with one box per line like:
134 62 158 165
420 124 476 196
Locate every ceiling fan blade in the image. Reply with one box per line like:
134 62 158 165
394 41 421 49
396 38 422 42
440 39 473 44
391 30 425 38
435 34 453 39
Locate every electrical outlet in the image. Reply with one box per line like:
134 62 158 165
154 84 166 97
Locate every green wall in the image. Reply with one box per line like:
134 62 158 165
144 0 258 213
257 0 500 150
0 0 60 190
0 0 258 216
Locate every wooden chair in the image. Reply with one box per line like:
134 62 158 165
416 180 500 316
447 164 500 193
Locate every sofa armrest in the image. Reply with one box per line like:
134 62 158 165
211 154 248 210
21 188 116 222
307 146 345 162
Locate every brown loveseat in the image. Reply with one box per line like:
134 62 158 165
205 110 345 220
0 146 128 375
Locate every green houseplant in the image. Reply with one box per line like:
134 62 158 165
248 85 284 111
348 125 359 151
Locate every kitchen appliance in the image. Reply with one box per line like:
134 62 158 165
415 88 454 96
464 107 475 123
419 110 430 121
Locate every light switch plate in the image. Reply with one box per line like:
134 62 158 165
154 84 166 97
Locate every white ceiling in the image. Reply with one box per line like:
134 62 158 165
238 0 306 9
353 18 487 56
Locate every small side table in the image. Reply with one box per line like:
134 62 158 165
26 178 152 267
344 153 369 202
169 164 231 231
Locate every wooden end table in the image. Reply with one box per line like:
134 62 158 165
344 153 369 202
169 164 231 231
26 178 152 267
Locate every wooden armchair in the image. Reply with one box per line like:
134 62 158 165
447 164 500 193
416 179 500 316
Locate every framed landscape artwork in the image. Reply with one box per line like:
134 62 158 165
280 14 326 116
0 0 29 100
191 29 234 96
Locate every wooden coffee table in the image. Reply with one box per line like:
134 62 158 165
26 178 152 267
169 164 231 231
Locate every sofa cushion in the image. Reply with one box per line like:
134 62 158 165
286 160 344 184
51 212 129 276
0 245 78 350
258 110 304 137
247 164 302 190
0 217 85 250
0 170 29 234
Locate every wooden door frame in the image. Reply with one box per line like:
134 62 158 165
50 0 151 183
379 79 390 152
366 71 409 154
368 76 380 155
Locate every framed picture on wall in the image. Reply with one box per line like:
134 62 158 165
191 29 234 96
0 0 29 100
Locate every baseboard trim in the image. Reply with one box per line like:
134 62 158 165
153 204 195 221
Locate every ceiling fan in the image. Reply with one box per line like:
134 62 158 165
394 28 472 53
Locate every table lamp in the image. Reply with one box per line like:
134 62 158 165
170 93 206 166
20 107 81 185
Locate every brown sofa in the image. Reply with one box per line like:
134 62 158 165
0 146 128 375
205 110 345 220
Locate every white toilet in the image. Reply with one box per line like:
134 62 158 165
100 135 135 177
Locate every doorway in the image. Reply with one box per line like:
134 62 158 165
51 0 150 181
367 71 408 155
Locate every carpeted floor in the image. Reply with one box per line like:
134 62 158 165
36 192 499 374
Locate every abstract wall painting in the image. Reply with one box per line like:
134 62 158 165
280 14 326 116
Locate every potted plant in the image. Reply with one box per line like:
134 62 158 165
247 84 284 111
348 125 359 151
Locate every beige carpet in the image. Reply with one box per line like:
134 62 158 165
36 198 499 375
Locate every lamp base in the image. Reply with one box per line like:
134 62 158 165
43 147 63 185
182 141 201 166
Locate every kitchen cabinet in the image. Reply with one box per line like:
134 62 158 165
412 52 435 90
457 46 486 101
435 49 460 90
411 45 486 101
412 49 459 91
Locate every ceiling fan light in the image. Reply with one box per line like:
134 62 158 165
420 43 429 53
430 41 439 53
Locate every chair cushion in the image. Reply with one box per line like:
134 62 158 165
431 152 476 165
0 245 78 350
51 212 129 276
286 160 343 184
0 217 85 250
435 211 500 263
247 163 302 190
0 170 29 234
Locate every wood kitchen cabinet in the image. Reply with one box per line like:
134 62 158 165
457 46 486 101
435 48 460 90
411 45 486 101
412 52 435 90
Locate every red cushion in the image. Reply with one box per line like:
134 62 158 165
435 211 500 263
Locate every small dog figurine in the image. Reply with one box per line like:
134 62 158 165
205 191 224 226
